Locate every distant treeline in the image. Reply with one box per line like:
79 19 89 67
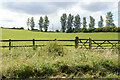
1 11 120 32
25 11 119 33
1 27 24 30
71 26 120 32
1 26 120 32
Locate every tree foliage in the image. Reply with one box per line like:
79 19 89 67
67 14 74 32
83 17 87 28
98 16 103 28
106 11 115 27
27 18 30 30
81 27 88 32
26 11 117 33
60 13 67 32
89 16 95 29
74 14 81 30
44 16 49 32
38 16 44 32
30 17 35 30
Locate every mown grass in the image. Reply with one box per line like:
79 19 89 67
1 28 119 40
1 28 119 47
1 42 119 79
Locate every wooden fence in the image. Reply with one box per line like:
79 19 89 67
0 37 120 50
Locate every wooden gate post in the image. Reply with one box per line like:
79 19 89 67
75 37 79 48
89 38 91 49
9 39 11 50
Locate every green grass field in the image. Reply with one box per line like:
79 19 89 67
1 28 119 40
1 28 119 78
1 28 119 48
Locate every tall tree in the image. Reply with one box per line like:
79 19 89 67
44 16 49 32
98 16 103 28
30 17 35 30
27 18 30 30
38 16 43 32
74 14 81 30
67 14 74 32
89 16 95 28
83 17 87 28
60 13 67 32
106 11 115 27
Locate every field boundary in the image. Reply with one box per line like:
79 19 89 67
0 37 120 50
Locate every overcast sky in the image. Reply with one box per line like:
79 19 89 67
0 0 119 30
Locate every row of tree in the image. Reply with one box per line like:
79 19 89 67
26 11 117 32
60 11 116 33
73 26 120 32
27 16 49 32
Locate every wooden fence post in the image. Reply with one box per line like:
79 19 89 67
33 39 35 46
54 39 56 41
33 39 35 50
75 37 79 48
89 38 91 49
9 39 11 50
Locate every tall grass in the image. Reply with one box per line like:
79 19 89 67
1 42 119 78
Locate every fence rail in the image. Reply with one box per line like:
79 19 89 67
0 40 75 42
0 37 120 50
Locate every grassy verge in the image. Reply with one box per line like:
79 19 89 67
1 42 119 79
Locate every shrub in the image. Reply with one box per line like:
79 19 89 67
66 28 73 33
94 27 103 32
32 29 39 32
73 30 78 33
87 28 94 32
118 27 120 32
81 27 88 32
73 28 81 33
56 29 60 32
20 27 24 30
111 26 116 32
78 28 82 32
46 42 65 56
1 27 4 28
102 26 112 32
11 27 24 30
115 27 120 32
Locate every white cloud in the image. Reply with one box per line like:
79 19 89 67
0 1 118 30
1 0 119 2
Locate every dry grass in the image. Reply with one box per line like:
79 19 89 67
1 42 119 78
